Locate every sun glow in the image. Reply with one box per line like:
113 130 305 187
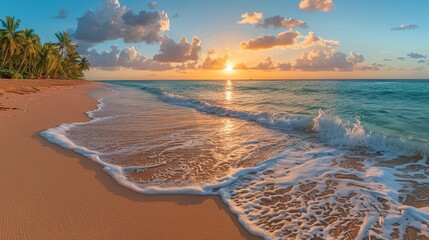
224 64 234 73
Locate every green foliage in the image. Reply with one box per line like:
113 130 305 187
0 69 23 79
0 16 90 79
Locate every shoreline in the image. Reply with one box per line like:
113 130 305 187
0 80 260 240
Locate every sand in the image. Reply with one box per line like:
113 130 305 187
0 79 259 240
0 79 88 110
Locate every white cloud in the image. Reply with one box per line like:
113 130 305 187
299 32 339 49
294 50 361 71
299 0 335 12
391 24 418 31
201 50 230 70
240 30 302 50
153 37 202 63
74 0 169 44
89 45 173 71
237 12 263 24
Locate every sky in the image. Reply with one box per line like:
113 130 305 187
1 0 429 80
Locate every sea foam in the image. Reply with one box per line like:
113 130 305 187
40 83 429 240
139 85 429 156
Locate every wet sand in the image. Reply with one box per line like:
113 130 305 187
0 79 259 240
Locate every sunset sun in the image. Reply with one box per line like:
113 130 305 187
224 64 234 73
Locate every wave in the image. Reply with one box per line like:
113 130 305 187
39 87 290 195
137 85 429 156
313 110 429 155
39 83 429 239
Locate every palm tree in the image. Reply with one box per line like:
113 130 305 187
17 29 40 74
0 16 23 69
53 31 76 78
1 17 90 79
37 43 58 79
54 31 75 57
79 57 90 72
27 36 42 78
61 51 80 79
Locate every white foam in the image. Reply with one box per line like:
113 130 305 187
218 142 429 239
40 84 429 240
39 86 287 195
137 86 429 156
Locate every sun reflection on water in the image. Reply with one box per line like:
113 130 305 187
225 80 233 102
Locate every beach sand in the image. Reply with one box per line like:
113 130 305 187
0 79 259 240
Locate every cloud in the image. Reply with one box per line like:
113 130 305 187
391 24 418 31
383 58 393 62
418 60 427 64
237 12 263 24
233 63 250 70
299 32 339 49
240 30 302 50
153 36 201 63
397 57 406 61
146 61 174 71
407 52 427 59
171 13 179 18
74 0 126 43
89 45 121 69
201 50 229 70
294 50 362 71
238 13 307 29
53 8 68 19
347 52 365 65
75 40 95 55
240 31 338 50
257 16 308 29
354 63 381 71
121 10 169 43
231 47 379 72
176 61 198 70
235 51 373 72
253 57 276 70
234 57 276 71
89 45 173 71
299 32 319 47
74 0 169 44
299 0 335 12
278 62 293 71
148 2 158 9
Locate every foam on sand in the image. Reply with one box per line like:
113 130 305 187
40 84 429 240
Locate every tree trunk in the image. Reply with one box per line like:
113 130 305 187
21 61 29 76
30 63 36 78
54 67 59 79
17 51 27 73
0 47 9 69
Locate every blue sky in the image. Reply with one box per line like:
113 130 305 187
1 0 428 79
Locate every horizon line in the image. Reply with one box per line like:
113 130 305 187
93 78 429 81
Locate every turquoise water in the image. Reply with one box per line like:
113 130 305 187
109 80 429 144
42 80 429 239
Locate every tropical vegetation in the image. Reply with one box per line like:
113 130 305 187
0 16 89 79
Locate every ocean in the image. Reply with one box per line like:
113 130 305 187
41 80 429 239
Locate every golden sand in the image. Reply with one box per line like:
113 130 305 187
0 79 88 111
